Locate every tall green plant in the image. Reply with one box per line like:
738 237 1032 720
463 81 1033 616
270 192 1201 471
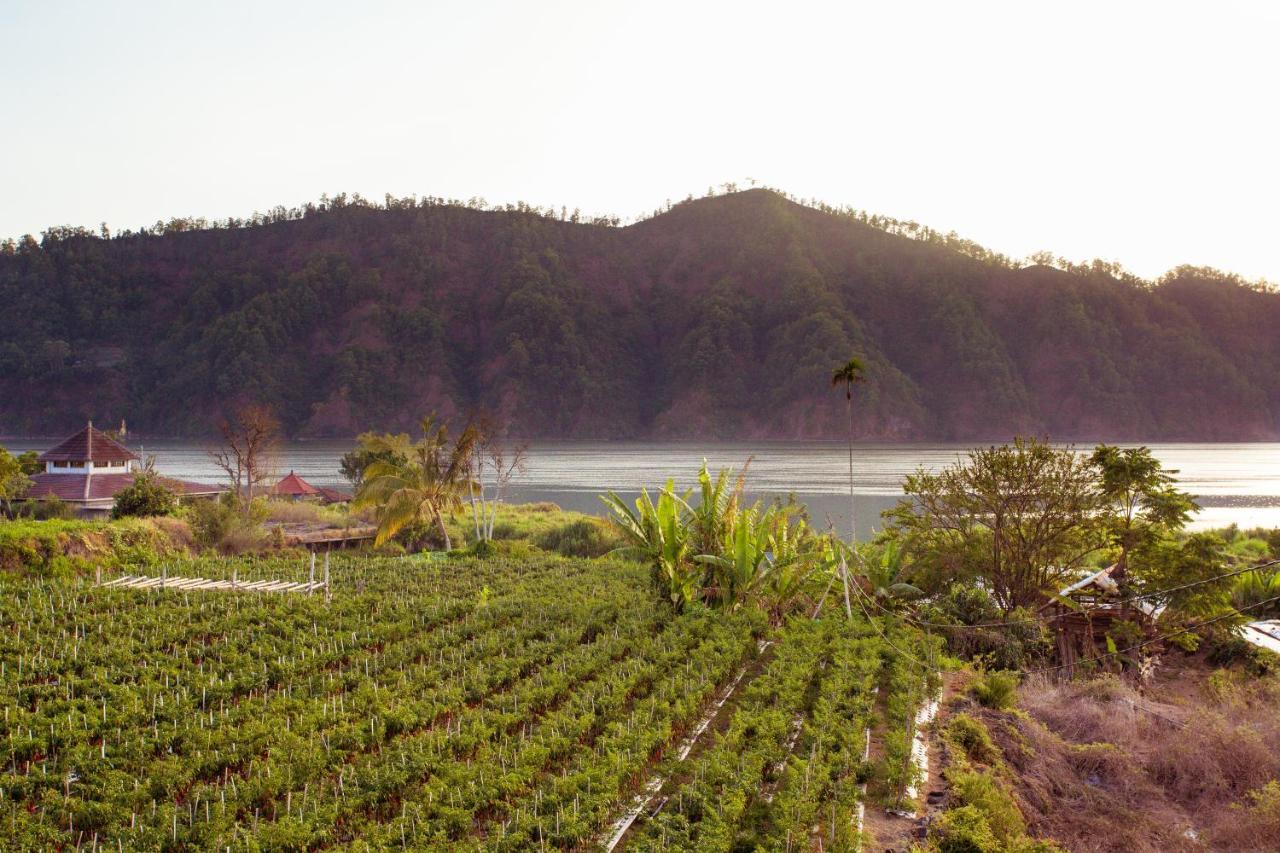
601 483 699 610
696 503 776 611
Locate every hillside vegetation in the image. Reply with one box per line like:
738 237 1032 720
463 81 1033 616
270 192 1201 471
2 189 1277 440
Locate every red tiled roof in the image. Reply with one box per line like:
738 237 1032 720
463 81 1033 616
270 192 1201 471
317 486 353 504
38 423 138 464
271 471 321 497
28 473 226 503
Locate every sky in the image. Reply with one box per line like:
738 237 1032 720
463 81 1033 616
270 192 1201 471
3 0 1278 281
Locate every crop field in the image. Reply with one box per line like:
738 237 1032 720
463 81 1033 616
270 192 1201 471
0 553 929 851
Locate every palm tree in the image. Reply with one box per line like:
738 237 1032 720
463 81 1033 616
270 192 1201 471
353 416 479 550
831 357 867 618
831 358 867 539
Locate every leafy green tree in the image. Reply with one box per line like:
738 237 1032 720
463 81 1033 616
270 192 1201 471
0 446 33 517
353 416 478 550
16 450 40 476
1090 444 1196 570
339 435 406 488
1131 532 1234 625
111 472 177 519
888 438 1105 614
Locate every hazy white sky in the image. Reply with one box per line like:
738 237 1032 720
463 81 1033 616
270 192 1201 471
3 0 1277 280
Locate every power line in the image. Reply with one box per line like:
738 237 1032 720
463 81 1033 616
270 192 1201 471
846 564 936 673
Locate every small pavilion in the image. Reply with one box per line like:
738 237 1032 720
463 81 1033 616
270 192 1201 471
270 471 351 505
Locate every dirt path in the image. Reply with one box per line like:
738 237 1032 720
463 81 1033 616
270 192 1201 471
860 673 961 852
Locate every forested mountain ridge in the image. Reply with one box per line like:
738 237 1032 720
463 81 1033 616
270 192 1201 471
1 189 1277 440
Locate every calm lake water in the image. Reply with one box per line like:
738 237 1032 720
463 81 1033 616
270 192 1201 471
5 438 1278 537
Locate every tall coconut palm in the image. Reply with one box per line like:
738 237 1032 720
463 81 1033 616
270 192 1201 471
353 416 479 550
831 357 867 618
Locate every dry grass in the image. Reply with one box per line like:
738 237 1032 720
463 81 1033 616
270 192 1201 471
979 660 1280 852
263 500 352 527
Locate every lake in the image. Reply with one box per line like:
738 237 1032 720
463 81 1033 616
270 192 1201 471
5 438 1278 537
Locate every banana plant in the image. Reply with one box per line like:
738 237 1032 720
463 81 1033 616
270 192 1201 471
601 482 700 611
846 538 924 610
761 514 826 624
696 503 775 611
679 460 745 559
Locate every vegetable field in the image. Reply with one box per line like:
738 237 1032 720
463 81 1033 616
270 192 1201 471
0 554 931 851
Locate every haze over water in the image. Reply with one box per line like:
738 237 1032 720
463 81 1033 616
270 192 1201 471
6 438 1277 537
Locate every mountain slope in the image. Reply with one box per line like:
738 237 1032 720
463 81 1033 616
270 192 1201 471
1 189 1276 440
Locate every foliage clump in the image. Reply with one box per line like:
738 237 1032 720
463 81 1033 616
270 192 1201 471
971 669 1019 710
111 472 177 518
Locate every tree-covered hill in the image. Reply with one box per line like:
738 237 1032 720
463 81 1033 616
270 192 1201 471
1 189 1276 440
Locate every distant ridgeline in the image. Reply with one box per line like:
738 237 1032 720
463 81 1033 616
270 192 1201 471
1 189 1277 440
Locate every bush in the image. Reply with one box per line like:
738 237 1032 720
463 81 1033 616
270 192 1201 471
971 669 1019 710
188 498 238 549
950 769 1026 843
111 473 177 519
934 804 1000 853
187 495 267 553
535 518 622 558
20 497 76 520
948 713 1000 764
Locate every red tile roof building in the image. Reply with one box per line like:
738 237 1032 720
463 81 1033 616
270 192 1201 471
26 422 225 517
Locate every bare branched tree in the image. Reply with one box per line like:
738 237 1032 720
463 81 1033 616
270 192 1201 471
210 404 280 518
467 414 528 544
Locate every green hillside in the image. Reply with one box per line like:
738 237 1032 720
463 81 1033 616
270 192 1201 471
1 189 1276 439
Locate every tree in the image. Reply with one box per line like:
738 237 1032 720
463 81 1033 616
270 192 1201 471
339 436 405 488
209 404 280 520
466 415 528 544
15 451 40 476
831 357 867 618
0 447 33 517
1089 444 1196 571
111 472 177 518
888 438 1105 614
352 416 479 550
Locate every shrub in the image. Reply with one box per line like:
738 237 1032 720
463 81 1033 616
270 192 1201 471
971 669 1019 710
948 713 1000 764
111 473 177 518
535 518 623 558
934 804 1000 853
20 497 76 520
187 495 267 553
950 769 1026 843
188 498 238 549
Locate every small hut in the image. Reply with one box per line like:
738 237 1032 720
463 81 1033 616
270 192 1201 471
1040 564 1160 677
270 471 351 505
